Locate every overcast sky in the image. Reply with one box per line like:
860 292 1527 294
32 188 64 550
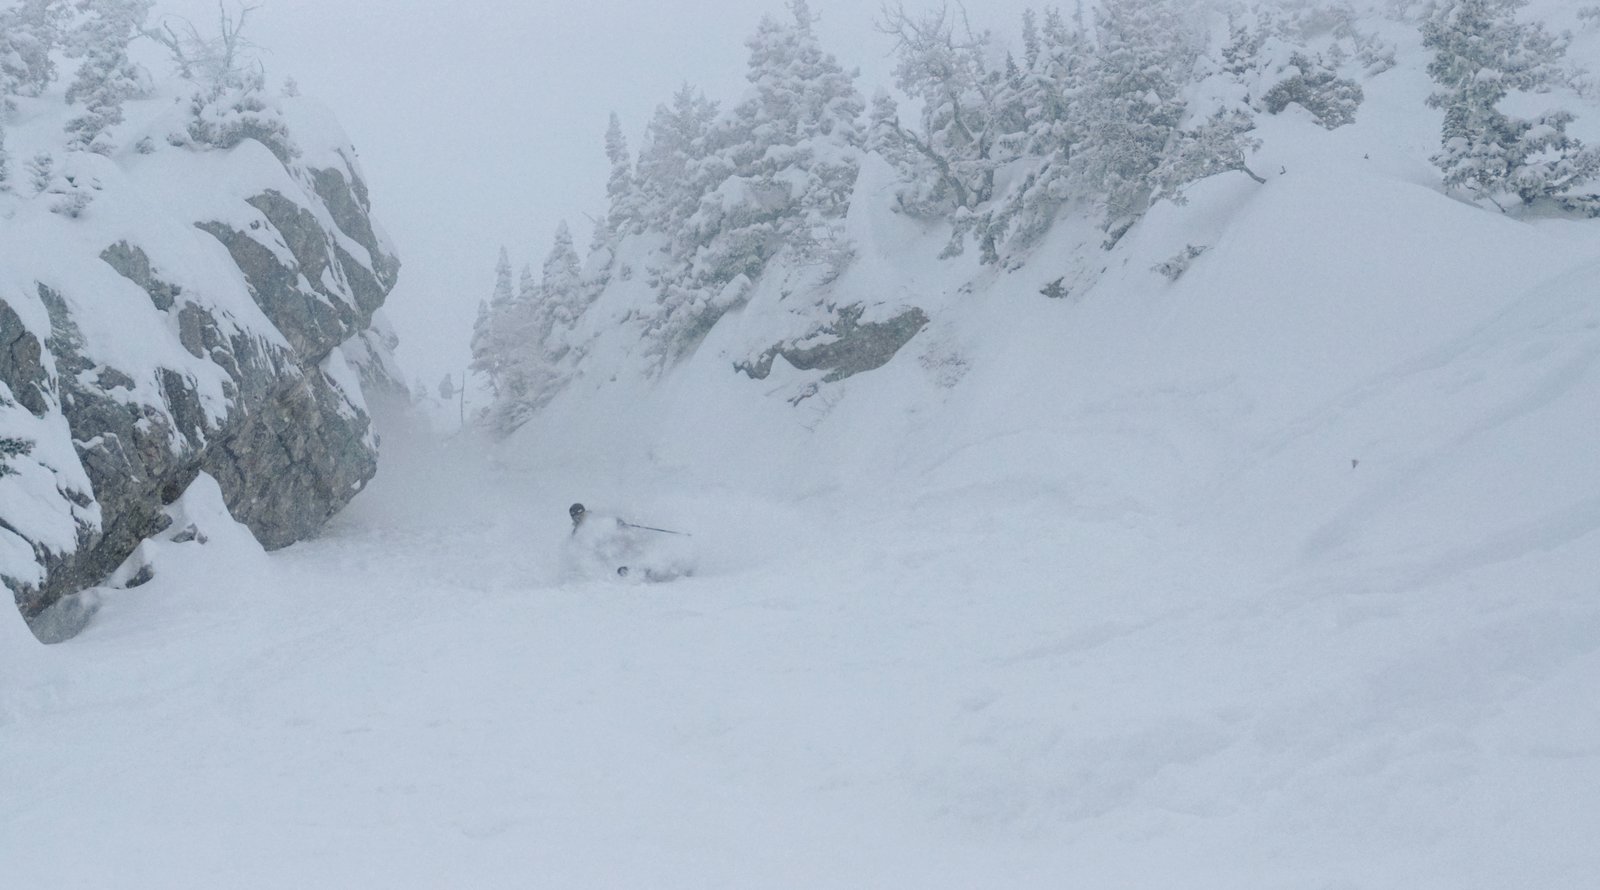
150 0 1040 387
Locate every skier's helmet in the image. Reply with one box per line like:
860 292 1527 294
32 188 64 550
569 503 586 521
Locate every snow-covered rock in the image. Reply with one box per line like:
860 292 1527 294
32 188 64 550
1 81 403 639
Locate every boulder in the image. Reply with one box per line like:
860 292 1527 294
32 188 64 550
0 95 404 640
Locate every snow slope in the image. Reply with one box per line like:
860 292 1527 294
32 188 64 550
6 4 1600 887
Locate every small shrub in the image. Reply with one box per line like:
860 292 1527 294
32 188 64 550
1153 245 1209 281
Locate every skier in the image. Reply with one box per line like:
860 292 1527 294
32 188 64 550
564 503 695 582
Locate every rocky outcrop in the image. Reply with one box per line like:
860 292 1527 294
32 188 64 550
736 303 929 383
0 299 49 417
200 368 377 550
1 98 404 639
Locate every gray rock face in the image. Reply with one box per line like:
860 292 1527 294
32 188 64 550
736 304 930 384
99 242 182 311
1 135 403 637
0 299 49 417
200 369 378 550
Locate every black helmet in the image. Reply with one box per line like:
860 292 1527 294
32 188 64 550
569 503 586 520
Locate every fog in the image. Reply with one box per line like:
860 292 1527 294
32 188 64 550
147 0 1041 388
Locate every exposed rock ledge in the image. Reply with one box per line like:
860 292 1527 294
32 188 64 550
1 102 405 641
735 303 930 384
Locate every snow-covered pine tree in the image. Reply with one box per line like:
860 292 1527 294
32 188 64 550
63 0 153 153
0 433 32 478
183 67 295 160
492 246 514 303
982 5 1096 258
636 83 719 234
1218 3 1372 134
752 0 864 228
468 247 517 395
1261 52 1364 129
518 262 538 309
0 122 9 190
1067 0 1201 239
468 298 492 385
598 111 642 246
1423 0 1600 208
27 150 51 192
1024 7 1091 159
1151 109 1265 203
1 0 69 103
541 221 585 335
482 260 542 434
688 0 862 250
866 87 909 169
643 0 864 365
485 223 591 435
2 0 63 94
1263 0 1394 74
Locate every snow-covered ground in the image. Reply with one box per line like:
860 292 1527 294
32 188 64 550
7 191 1600 885
5 361 1599 888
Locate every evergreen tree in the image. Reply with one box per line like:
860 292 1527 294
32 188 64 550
866 88 920 185
27 150 52 192
485 223 591 434
1068 0 1199 236
1423 0 1598 208
183 67 295 160
600 111 642 244
484 261 542 434
518 261 538 308
1023 6 1091 159
636 83 719 232
0 434 33 478
641 0 864 365
686 0 862 257
63 0 153 153
1216 4 1372 132
468 247 517 393
739 0 864 221
1261 52 1364 129
1020 7 1040 71
468 298 492 385
542 221 584 331
492 246 514 308
1151 110 1265 203
1 0 69 103
981 5 1095 257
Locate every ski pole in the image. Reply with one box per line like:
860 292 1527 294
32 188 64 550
621 521 692 537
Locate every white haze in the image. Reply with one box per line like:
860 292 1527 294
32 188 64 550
146 0 1044 391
